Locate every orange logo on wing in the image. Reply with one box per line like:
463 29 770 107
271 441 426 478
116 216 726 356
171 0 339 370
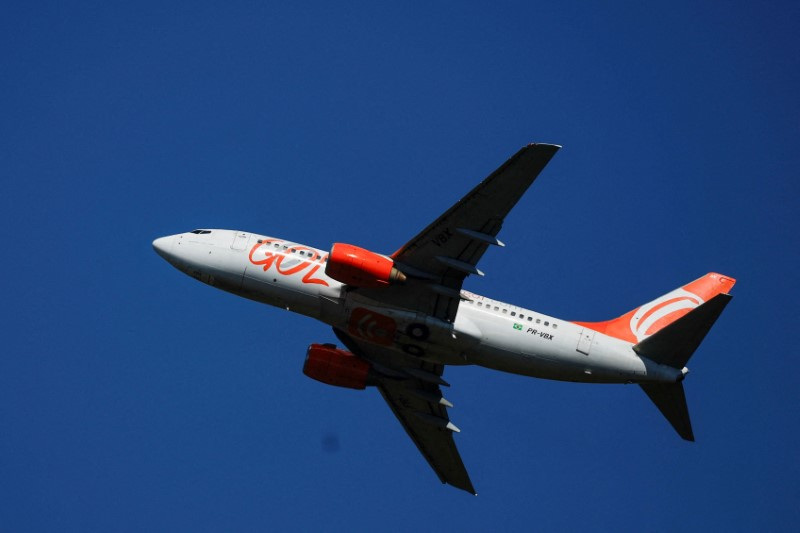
348 308 397 346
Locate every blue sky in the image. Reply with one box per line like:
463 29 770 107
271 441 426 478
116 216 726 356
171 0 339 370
2 1 798 531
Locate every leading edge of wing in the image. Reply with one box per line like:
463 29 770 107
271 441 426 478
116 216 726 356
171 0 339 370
333 328 476 495
392 143 561 260
391 142 560 263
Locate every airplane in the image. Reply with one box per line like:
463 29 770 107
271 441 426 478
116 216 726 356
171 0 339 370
152 143 735 494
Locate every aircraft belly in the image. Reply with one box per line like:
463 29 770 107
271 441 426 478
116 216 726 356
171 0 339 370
469 344 634 383
335 295 478 366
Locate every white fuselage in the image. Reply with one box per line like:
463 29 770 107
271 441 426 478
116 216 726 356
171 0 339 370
153 229 681 385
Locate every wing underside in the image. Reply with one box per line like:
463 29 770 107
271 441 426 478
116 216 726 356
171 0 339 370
334 328 475 494
354 143 560 323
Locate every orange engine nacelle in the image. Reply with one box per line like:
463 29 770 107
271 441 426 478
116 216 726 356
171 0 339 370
325 243 407 288
303 343 371 390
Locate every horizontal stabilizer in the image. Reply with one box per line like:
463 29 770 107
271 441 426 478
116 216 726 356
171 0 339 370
633 293 732 369
640 382 694 441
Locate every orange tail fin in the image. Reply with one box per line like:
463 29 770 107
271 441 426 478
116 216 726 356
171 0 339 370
574 273 736 344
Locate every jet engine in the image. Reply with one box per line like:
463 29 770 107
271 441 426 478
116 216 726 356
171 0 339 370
303 343 371 389
325 243 407 288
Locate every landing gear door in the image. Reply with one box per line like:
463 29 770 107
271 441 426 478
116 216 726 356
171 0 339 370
231 231 250 251
577 328 595 355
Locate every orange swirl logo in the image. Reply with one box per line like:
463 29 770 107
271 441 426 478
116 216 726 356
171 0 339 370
629 289 703 341
348 308 396 346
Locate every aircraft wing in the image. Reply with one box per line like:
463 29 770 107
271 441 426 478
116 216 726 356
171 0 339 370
333 328 476 494
357 143 560 322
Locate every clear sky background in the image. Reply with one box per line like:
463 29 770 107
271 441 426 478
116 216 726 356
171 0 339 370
2 1 798 531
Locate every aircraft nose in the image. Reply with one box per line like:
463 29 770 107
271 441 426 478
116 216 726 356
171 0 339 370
152 235 174 260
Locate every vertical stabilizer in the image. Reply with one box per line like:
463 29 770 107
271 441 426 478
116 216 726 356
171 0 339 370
575 273 735 344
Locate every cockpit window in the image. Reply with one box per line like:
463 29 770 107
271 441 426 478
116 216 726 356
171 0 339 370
190 230 212 234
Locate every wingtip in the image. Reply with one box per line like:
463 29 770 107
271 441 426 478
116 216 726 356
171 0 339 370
526 142 562 150
445 479 477 495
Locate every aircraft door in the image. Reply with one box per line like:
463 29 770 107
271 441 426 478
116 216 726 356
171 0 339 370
577 328 595 355
231 231 250 250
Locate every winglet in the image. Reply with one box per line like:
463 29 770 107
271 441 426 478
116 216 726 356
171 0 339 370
528 142 562 149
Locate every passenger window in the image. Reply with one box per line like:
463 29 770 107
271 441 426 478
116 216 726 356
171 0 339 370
527 317 533 321
553 324 558 329
536 319 541 324
502 309 507 314
544 321 549 326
